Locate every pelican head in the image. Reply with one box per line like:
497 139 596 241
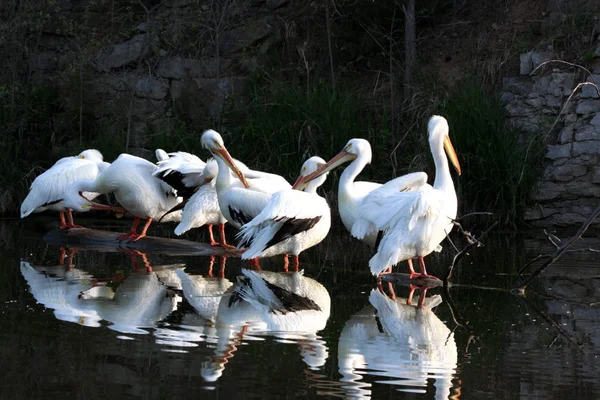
78 149 104 163
428 116 461 176
201 129 249 188
300 138 372 183
292 156 329 190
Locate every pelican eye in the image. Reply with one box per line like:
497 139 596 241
346 144 353 152
79 155 85 159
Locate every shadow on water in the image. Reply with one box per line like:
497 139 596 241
1 217 599 399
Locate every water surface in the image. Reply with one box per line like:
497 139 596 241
1 218 599 399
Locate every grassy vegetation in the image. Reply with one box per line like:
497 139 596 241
441 78 543 227
223 76 392 182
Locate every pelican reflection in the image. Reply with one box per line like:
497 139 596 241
201 269 331 382
338 289 458 399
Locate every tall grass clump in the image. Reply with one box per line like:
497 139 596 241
225 77 391 182
441 79 543 227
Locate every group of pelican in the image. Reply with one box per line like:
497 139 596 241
20 115 461 282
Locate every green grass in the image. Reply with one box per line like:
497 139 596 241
441 78 543 227
223 76 392 182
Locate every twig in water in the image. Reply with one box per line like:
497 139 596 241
445 221 498 282
514 202 600 294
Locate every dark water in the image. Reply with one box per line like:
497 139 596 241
1 218 599 399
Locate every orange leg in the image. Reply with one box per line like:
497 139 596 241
129 218 152 242
66 209 84 229
218 224 236 248
410 256 440 281
59 212 68 229
117 217 140 241
207 255 215 277
387 282 396 300
292 255 299 272
218 256 226 279
58 247 67 265
249 258 261 271
207 225 219 246
283 254 289 272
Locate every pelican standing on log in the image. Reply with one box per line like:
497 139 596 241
236 156 331 270
63 153 181 241
352 115 462 278
20 149 111 229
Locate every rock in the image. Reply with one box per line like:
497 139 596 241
575 99 600 114
531 51 553 70
520 52 533 75
590 113 600 129
219 18 273 54
266 0 289 10
579 75 600 98
503 76 533 94
564 113 578 123
558 126 574 144
171 76 248 121
504 102 534 117
572 140 600 156
546 143 572 160
525 97 544 108
574 125 599 141
550 163 588 181
134 76 169 100
157 57 230 79
97 34 151 70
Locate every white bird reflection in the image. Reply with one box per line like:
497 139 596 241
78 267 181 335
195 268 331 382
338 289 458 399
20 260 106 327
21 252 182 335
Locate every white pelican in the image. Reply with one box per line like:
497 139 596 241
63 153 182 241
236 156 331 269
338 289 458 399
298 139 382 247
352 115 461 278
201 130 290 229
20 149 110 229
154 155 229 246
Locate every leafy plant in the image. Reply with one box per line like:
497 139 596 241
441 78 543 227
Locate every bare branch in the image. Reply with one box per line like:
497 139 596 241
514 202 600 294
445 221 499 282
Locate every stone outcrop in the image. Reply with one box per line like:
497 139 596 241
24 0 285 154
503 52 600 228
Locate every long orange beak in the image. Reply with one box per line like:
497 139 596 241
300 150 357 183
214 147 249 188
443 136 462 176
78 192 126 212
291 175 306 190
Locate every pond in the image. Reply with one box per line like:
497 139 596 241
1 217 599 399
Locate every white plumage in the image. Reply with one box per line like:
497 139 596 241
20 149 109 228
64 153 182 241
337 289 458 400
78 270 180 334
176 268 232 322
352 116 461 276
20 260 106 327
232 269 331 334
200 129 291 230
236 156 331 262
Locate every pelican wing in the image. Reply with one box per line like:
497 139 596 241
20 158 101 217
235 269 321 315
174 182 223 235
351 172 430 239
153 151 206 197
223 186 273 226
236 190 326 255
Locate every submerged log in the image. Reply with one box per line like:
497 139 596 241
380 273 444 287
43 228 234 256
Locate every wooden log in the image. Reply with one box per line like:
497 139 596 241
43 228 235 257
380 273 444 288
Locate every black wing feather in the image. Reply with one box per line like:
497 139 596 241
155 170 196 199
264 278 321 314
263 216 322 250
